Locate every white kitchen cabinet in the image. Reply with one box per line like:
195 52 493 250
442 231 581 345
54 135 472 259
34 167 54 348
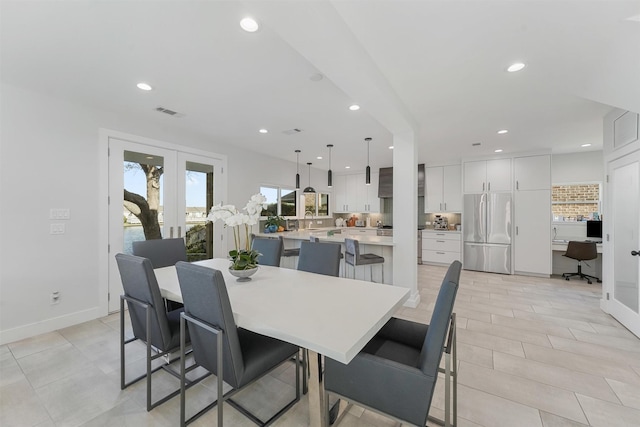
425 165 462 212
514 189 551 275
422 231 461 265
333 172 380 213
334 175 349 212
514 155 551 191
345 228 378 236
464 158 511 193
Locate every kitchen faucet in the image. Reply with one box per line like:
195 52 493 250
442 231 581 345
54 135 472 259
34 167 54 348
305 210 313 229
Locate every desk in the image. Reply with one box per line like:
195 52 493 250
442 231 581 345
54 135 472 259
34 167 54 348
551 239 603 278
154 258 409 427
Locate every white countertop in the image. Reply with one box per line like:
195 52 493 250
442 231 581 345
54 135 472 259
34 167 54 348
256 228 395 246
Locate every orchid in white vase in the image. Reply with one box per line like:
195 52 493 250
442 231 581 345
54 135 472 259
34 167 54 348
207 193 267 270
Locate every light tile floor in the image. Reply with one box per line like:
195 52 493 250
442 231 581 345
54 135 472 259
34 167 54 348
2 265 640 426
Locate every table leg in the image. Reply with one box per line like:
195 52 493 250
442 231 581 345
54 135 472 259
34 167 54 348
307 350 327 427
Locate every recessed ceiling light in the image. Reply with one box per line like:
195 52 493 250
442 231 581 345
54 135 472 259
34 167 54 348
349 104 360 111
581 143 592 147
316 156 323 160
495 149 503 153
259 129 268 134
388 146 394 149
497 129 508 134
146 156 154 159
137 82 153 91
507 62 526 72
240 17 259 32
345 166 351 169
625 14 640 22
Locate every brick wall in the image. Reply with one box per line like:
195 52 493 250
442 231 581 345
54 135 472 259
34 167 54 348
552 184 600 219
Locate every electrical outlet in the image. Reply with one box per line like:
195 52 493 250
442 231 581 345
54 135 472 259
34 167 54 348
50 224 65 234
51 291 60 304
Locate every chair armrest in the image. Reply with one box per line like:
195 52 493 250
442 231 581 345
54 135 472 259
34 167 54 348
325 352 434 426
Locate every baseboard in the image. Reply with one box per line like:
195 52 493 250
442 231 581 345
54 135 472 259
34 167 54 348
0 307 101 346
403 289 421 308
514 271 551 278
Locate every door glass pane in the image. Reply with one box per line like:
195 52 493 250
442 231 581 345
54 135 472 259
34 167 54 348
185 161 214 262
123 150 164 254
281 188 297 216
613 161 639 312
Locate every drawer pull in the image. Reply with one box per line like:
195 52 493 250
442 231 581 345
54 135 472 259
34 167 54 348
436 240 446 243
436 252 445 255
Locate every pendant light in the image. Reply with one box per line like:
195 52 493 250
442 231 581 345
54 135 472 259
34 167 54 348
365 137 372 185
327 144 333 188
303 162 316 194
295 149 301 190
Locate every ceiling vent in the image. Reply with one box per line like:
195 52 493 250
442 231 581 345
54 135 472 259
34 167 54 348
155 106 183 117
282 128 303 135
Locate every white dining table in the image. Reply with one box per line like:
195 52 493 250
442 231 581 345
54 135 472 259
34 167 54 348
153 258 409 427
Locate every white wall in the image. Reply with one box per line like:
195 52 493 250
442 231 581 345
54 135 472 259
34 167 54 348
551 151 604 183
0 82 321 344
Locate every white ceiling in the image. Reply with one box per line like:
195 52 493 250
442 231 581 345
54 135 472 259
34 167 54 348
2 1 639 173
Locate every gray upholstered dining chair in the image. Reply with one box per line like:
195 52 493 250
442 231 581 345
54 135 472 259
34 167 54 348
251 236 284 267
132 237 188 310
132 237 188 268
324 260 462 427
175 261 301 426
297 240 342 277
344 238 385 283
115 253 201 412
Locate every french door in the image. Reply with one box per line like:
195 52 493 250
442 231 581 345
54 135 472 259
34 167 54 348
607 151 640 337
107 137 225 312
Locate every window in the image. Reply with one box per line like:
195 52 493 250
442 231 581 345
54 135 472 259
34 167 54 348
304 193 330 217
552 183 601 221
260 186 297 217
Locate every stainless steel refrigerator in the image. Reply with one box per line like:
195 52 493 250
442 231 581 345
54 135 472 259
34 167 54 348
463 193 512 274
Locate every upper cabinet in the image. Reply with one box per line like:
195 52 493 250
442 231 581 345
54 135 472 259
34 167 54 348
514 155 551 191
425 164 462 212
333 172 380 213
463 158 511 193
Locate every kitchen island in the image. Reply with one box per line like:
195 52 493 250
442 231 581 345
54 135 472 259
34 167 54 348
255 228 394 284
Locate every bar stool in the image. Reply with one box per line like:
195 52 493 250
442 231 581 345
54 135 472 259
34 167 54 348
279 235 300 268
344 238 385 283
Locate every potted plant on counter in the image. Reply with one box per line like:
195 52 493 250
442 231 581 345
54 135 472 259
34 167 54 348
207 193 267 281
264 215 283 233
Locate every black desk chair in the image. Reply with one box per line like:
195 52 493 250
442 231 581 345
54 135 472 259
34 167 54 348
562 241 601 284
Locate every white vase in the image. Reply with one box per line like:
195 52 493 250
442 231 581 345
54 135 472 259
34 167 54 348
228 266 258 282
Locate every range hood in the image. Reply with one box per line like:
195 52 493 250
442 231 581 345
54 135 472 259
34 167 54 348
378 164 425 198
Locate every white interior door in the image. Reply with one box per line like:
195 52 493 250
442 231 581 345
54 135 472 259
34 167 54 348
608 151 640 338
107 137 225 312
